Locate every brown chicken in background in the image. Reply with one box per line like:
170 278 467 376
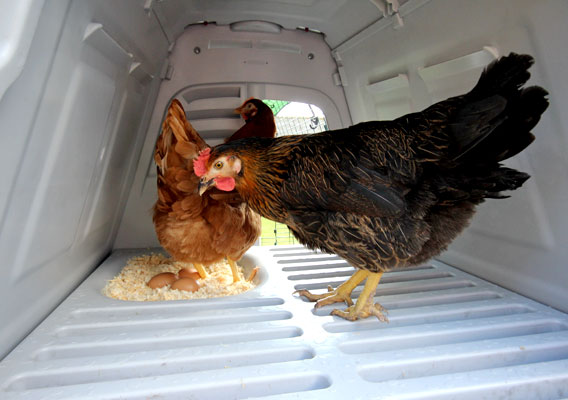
153 98 275 283
196 53 548 319
225 98 276 142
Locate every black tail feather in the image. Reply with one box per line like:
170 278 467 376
470 53 534 98
452 53 548 165
436 166 530 204
431 53 549 204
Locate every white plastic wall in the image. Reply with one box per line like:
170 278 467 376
114 23 351 248
1 0 566 360
333 0 568 312
0 0 169 358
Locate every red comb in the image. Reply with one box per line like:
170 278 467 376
193 148 211 177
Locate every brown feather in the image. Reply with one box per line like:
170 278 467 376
225 99 276 143
153 98 275 267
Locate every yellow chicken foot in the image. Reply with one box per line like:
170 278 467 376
330 271 389 322
193 263 208 279
227 258 240 283
295 269 369 309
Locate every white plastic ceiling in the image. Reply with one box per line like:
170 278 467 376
152 0 410 48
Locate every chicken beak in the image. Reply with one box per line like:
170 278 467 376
198 178 214 196
234 105 248 121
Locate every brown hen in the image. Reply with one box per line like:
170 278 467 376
196 53 549 319
225 98 276 142
153 98 275 283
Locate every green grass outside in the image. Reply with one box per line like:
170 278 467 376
258 99 321 246
260 217 299 246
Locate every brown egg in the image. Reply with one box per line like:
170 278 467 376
171 278 201 292
178 267 201 281
147 272 177 289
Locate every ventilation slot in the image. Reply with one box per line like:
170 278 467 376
181 86 241 104
7 346 315 390
176 372 330 399
175 85 246 142
57 309 292 337
288 268 358 280
258 40 302 54
358 332 568 383
362 360 568 399
297 274 468 293
269 246 305 252
208 39 253 49
278 256 341 264
70 297 284 318
289 267 449 283
36 325 302 360
339 315 562 353
283 262 353 272
320 289 501 318
273 251 325 258
323 296 518 333
185 95 245 120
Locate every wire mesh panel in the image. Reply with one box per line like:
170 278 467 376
260 100 329 246
268 100 329 137
261 219 298 246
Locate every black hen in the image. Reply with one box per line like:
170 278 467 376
196 53 549 321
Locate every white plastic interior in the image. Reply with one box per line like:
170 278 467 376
2 247 567 399
0 0 567 363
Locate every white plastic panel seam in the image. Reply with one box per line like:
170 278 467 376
367 73 409 94
366 73 412 119
0 0 170 362
82 23 132 65
0 0 70 234
80 90 131 242
9 53 117 284
417 46 499 83
0 0 46 101
418 46 500 103
332 0 432 54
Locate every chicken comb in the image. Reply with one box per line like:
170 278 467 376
193 148 211 177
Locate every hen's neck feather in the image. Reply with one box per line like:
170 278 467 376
229 136 302 222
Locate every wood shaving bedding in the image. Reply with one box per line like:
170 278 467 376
102 254 256 301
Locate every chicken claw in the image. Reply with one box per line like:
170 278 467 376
295 287 354 308
330 271 389 322
331 301 389 322
294 269 369 308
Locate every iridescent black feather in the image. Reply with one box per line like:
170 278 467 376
208 53 549 273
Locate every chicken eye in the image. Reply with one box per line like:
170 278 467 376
214 161 224 169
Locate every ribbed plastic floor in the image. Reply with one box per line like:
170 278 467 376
1 246 568 399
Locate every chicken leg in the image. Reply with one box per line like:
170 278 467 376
330 271 388 322
227 258 240 283
193 263 208 279
295 269 369 308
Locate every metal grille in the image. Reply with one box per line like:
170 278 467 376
1 247 567 399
